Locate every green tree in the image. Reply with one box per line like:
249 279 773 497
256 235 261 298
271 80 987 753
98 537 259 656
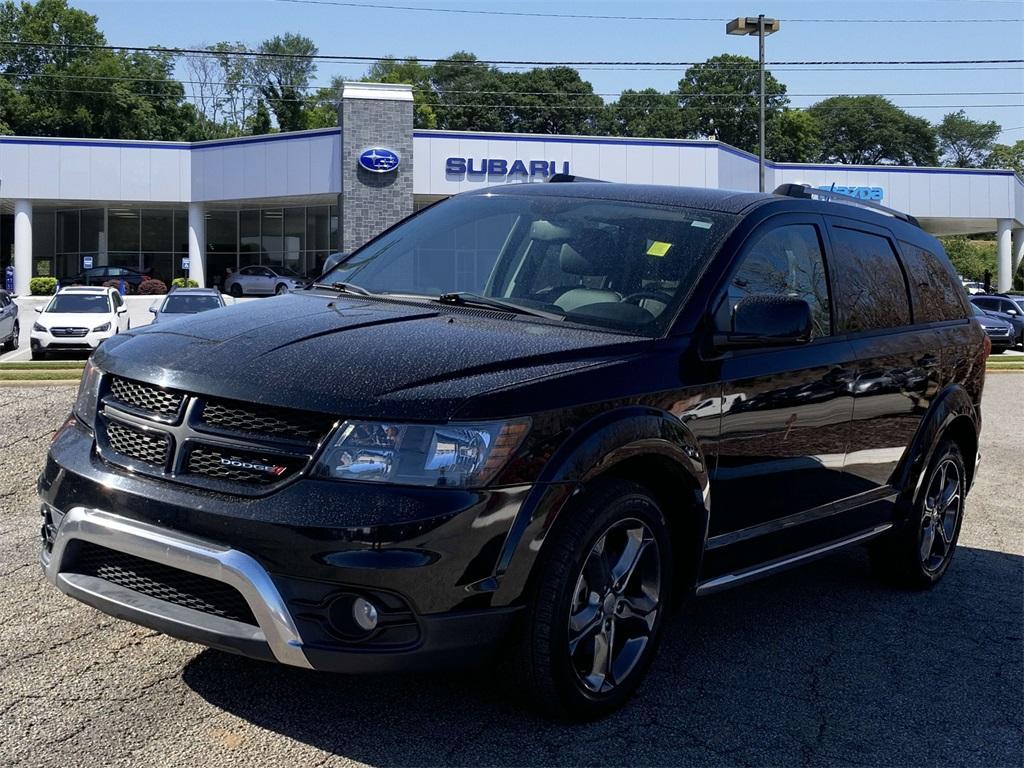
248 99 272 135
609 88 687 138
255 33 316 132
0 0 199 140
984 140 1024 176
936 110 1000 167
940 236 997 281
364 57 437 128
809 96 938 166
676 54 788 153
767 109 821 163
430 52 509 132
503 67 606 135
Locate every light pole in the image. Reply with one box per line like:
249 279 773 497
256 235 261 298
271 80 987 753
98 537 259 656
727 15 780 192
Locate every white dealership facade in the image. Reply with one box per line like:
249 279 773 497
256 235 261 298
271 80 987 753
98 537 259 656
2 82 1022 295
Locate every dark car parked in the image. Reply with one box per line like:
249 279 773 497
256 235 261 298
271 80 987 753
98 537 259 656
68 265 150 289
38 182 987 719
0 289 19 352
971 303 1015 353
149 288 226 324
970 294 1024 346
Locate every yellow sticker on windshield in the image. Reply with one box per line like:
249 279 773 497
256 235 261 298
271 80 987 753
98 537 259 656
646 241 672 257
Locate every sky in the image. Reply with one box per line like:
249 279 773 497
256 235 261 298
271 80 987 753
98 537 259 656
73 0 1024 141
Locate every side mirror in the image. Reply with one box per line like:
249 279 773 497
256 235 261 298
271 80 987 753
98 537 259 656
714 294 813 350
149 306 158 314
34 306 43 313
318 252 348 279
1007 308 1018 316
117 306 127 314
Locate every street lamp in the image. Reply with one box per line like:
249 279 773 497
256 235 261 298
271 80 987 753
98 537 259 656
727 15 780 192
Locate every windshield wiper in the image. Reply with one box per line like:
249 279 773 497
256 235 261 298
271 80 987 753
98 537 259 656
435 292 564 321
308 281 375 297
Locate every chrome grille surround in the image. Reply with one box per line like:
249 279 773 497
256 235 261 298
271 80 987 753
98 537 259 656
95 376 329 494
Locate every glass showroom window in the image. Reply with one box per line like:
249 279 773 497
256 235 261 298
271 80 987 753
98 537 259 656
205 210 238 291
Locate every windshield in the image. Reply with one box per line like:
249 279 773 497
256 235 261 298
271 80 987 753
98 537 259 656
160 294 222 314
272 266 299 277
321 193 736 335
45 294 111 314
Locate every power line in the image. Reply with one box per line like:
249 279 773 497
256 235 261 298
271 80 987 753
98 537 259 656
1 40 1021 68
271 0 1023 24
4 71 1022 99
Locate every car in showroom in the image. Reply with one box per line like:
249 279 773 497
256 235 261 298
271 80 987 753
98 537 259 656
971 303 1015 353
67 265 150 289
970 294 1024 347
38 182 985 719
30 286 129 359
223 265 307 297
0 289 19 352
149 288 226 324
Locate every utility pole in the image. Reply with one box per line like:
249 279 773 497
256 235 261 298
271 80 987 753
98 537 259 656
727 15 781 192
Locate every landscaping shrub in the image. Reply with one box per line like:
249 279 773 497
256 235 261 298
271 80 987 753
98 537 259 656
137 278 168 295
29 277 57 295
171 278 199 289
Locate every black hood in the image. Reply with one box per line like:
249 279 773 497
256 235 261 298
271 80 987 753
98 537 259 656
94 292 647 420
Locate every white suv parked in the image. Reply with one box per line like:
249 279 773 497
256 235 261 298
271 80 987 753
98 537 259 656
30 286 129 359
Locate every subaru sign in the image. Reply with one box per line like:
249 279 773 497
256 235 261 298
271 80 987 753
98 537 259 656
358 147 400 173
818 185 884 202
446 157 570 179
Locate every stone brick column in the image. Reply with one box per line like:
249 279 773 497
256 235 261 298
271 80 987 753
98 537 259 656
339 82 414 254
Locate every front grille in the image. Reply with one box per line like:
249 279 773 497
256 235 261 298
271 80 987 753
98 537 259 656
71 542 257 625
105 421 170 466
51 327 88 337
109 377 184 417
198 398 330 443
186 445 303 484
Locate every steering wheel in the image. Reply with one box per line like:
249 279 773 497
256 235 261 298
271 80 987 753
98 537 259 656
622 290 675 306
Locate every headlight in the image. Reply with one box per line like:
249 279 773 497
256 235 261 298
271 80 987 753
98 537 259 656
92 322 111 332
73 359 103 427
313 418 530 488
32 322 47 333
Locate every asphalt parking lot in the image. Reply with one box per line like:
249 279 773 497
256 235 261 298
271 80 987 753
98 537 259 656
1 377 1022 767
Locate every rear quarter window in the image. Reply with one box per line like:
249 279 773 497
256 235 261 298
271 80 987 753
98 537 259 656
829 225 911 333
899 241 968 322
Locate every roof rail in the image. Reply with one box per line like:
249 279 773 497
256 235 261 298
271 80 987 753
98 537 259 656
546 173 609 183
773 183 921 228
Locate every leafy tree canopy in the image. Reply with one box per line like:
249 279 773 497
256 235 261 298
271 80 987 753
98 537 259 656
984 140 1024 177
936 110 1000 167
676 54 788 154
610 88 688 139
808 95 938 166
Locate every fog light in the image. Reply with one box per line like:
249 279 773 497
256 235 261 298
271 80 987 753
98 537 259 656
352 597 379 631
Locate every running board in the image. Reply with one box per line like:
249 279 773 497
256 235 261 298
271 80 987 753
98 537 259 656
695 524 893 597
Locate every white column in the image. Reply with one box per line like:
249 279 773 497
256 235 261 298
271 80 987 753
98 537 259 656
187 203 205 288
1012 228 1024 278
13 200 32 296
996 219 1012 292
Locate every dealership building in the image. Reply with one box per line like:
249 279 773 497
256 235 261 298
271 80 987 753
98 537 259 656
2 82 1022 296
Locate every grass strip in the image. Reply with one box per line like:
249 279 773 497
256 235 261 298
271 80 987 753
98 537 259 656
0 370 84 381
0 361 86 370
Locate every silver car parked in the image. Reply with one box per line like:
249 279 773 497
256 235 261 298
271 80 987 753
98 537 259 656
223 265 307 297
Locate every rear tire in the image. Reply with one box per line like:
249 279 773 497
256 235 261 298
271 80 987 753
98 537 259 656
515 478 673 720
2 322 17 352
229 284 243 298
870 440 966 589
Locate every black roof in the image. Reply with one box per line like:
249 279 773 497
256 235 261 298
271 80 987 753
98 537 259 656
469 182 771 214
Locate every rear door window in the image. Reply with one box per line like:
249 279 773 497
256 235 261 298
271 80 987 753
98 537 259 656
829 225 911 333
898 241 968 322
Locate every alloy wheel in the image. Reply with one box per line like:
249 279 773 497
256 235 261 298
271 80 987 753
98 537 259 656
568 518 661 695
920 458 962 573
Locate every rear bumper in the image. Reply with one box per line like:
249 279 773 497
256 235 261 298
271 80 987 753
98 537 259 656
41 505 520 672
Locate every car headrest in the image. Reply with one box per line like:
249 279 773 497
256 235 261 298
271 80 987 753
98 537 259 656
559 229 620 276
528 220 574 242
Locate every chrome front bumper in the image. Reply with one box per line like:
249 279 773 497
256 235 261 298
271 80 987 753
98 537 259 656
41 506 311 669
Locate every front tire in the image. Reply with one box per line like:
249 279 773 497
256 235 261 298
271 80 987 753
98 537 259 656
275 283 289 295
516 478 673 720
2 322 17 352
871 440 966 588
31 347 46 361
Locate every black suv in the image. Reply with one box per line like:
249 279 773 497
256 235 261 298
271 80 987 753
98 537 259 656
38 182 987 719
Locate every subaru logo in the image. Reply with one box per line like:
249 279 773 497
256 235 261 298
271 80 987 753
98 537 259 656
358 147 400 173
